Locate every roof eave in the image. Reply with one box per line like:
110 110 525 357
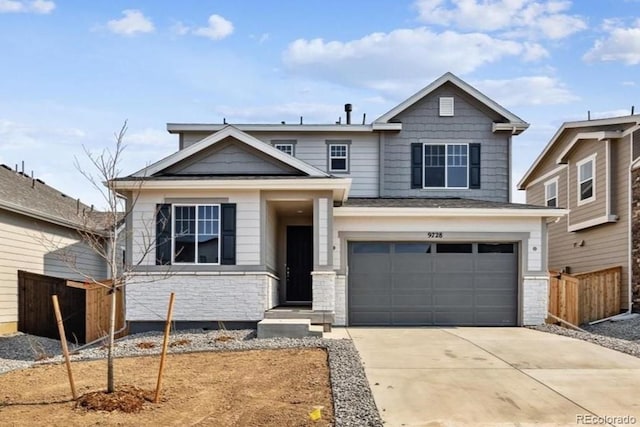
0 200 106 235
333 206 568 217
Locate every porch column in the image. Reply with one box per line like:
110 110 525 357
312 196 335 312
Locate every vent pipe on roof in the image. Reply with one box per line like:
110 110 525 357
632 106 635 115
300 116 303 125
345 103 352 125
588 110 591 120
362 113 366 125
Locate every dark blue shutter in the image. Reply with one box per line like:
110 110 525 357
221 203 236 265
155 204 172 265
469 143 481 189
410 143 423 189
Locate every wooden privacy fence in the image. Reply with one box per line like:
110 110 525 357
18 271 126 344
548 266 622 326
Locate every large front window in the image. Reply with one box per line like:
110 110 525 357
173 204 220 264
424 143 468 188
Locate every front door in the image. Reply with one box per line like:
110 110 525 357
286 225 313 303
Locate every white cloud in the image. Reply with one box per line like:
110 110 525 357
171 21 190 36
475 76 579 106
622 81 637 86
414 0 586 39
216 102 343 123
583 20 640 65
283 28 542 93
194 14 233 40
0 0 54 14
126 128 174 148
106 9 155 36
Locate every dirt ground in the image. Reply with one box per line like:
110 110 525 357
0 348 334 426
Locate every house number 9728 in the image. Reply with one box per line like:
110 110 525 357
427 232 443 238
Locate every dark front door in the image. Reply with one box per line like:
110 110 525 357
286 225 313 303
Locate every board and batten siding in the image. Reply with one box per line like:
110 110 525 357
0 210 107 330
382 83 511 202
525 136 631 309
130 189 261 266
567 139 607 225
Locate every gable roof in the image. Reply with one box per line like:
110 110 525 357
0 164 111 232
374 72 529 134
517 114 640 189
131 125 330 178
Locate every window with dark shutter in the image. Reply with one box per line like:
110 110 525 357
469 143 481 189
155 204 172 265
410 143 423 188
220 203 236 265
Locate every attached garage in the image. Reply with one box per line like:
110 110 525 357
348 241 518 326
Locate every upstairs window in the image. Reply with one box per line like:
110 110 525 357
272 140 296 156
424 143 468 188
439 97 454 116
274 143 294 156
327 142 350 172
577 155 595 205
545 178 558 207
173 204 220 264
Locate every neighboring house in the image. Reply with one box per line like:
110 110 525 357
113 72 563 330
518 114 640 312
0 165 109 334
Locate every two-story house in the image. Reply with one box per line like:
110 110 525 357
112 72 563 331
518 114 640 314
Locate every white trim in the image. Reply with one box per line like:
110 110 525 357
576 153 596 206
422 142 469 189
567 214 618 232
492 123 529 134
328 143 349 173
171 203 221 265
374 72 529 130
555 131 621 164
113 178 352 202
544 177 559 208
131 125 329 178
526 165 566 188
518 116 640 189
371 122 402 131
334 206 567 218
167 123 376 133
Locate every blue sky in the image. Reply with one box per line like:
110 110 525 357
1 0 639 207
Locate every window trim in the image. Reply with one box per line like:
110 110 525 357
576 154 596 206
271 139 296 156
326 140 351 173
544 177 559 207
422 142 469 189
171 203 221 265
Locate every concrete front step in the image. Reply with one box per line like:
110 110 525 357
257 318 323 339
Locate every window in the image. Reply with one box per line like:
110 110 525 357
577 155 596 204
173 204 220 264
478 243 514 254
424 143 468 188
328 143 349 172
436 243 472 253
545 178 558 207
439 97 454 116
271 140 296 155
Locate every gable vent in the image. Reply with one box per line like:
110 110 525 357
439 97 454 116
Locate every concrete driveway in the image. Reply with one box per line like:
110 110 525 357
348 327 640 426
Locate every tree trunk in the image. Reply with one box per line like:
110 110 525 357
107 283 116 393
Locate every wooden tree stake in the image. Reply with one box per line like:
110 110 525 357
52 294 78 400
154 292 175 403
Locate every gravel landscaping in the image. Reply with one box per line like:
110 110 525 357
0 329 382 426
531 314 640 359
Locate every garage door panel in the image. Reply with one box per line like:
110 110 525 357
348 241 518 326
433 274 474 289
392 274 432 289
392 311 434 325
435 256 474 272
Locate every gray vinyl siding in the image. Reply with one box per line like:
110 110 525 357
164 138 299 176
527 137 630 310
381 83 510 201
567 139 607 225
0 210 107 325
250 132 379 197
181 132 213 149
